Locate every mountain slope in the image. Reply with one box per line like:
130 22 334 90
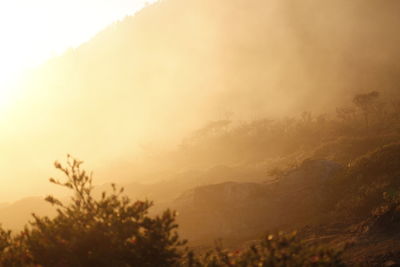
2 0 400 199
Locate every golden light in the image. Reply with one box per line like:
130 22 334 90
0 0 156 113
0 0 157 201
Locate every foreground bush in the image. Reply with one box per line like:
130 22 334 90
182 231 345 267
1 156 186 267
333 142 400 218
0 156 345 266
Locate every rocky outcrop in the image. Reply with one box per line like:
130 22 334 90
279 159 343 187
173 159 344 244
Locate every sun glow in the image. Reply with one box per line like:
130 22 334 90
0 0 156 113
0 80 18 112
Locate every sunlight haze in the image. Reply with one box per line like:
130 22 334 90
0 0 156 109
0 0 399 216
0 0 160 200
0 1 399 264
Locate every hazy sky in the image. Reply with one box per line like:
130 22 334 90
0 1 160 201
0 0 157 91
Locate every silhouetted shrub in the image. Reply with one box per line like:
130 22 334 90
1 156 186 267
181 232 345 267
370 189 400 233
0 226 33 267
353 91 381 131
0 157 347 266
333 143 400 218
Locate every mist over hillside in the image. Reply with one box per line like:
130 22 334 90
1 2 400 264
1 0 400 200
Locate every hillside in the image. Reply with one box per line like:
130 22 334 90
1 0 400 265
3 0 400 198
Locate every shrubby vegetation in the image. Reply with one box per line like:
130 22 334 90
0 157 344 266
153 91 400 174
331 142 400 220
0 156 185 266
1 92 400 266
183 232 345 267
